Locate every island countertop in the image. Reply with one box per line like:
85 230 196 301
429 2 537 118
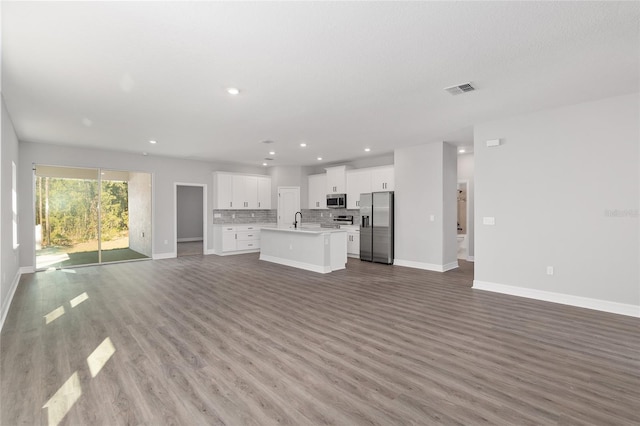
260 226 347 273
260 226 347 235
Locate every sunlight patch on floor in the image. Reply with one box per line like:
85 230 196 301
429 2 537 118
42 371 82 426
69 292 89 308
87 337 116 378
44 306 65 324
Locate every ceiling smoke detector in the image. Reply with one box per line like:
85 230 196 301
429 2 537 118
444 82 475 95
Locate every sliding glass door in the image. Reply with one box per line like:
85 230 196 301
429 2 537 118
35 165 152 270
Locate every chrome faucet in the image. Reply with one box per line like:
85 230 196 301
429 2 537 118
294 211 303 229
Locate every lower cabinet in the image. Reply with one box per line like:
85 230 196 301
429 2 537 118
215 224 265 254
347 231 360 258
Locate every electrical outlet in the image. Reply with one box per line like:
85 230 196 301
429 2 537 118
141 232 144 238
483 217 496 225
320 213 323 217
232 214 235 219
251 213 254 217
214 213 221 218
547 266 554 276
429 215 435 222
329 213 333 217
164 240 168 245
289 244 293 250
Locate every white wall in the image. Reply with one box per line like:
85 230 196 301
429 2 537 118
442 143 458 265
1 96 21 328
474 93 639 315
394 141 458 271
270 166 305 208
457 153 475 258
176 185 203 241
128 172 152 256
18 141 263 264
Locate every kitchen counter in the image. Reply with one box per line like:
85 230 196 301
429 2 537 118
260 226 347 273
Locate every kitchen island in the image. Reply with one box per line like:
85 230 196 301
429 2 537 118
260 226 347 273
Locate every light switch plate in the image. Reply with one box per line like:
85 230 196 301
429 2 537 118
486 139 501 147
429 215 435 222
483 217 496 225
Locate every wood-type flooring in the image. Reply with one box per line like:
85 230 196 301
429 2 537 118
1 255 638 425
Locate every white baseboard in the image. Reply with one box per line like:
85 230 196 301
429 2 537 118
260 254 332 274
394 259 458 273
466 256 475 262
152 252 177 260
177 237 203 243
473 280 640 318
212 249 260 256
0 269 22 332
20 266 35 274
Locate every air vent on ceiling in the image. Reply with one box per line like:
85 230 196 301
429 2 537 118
261 140 275 144
264 157 274 161
444 82 475 95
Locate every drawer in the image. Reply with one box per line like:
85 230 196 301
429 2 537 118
236 225 259 231
221 226 235 232
236 230 260 241
237 240 260 250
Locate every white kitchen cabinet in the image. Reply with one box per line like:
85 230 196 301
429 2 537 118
257 176 271 209
214 173 234 209
221 226 237 252
347 230 360 258
326 165 347 194
371 166 394 191
308 173 327 209
232 175 258 209
346 169 372 209
214 224 265 255
213 172 271 210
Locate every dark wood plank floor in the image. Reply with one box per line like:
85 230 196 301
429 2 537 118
1 255 638 425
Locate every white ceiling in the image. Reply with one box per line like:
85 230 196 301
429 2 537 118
2 2 639 167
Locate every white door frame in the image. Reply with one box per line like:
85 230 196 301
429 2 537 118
174 182 208 256
277 186 300 227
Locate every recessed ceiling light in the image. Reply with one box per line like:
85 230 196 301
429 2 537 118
142 152 148 156
364 148 371 152
459 148 466 153
227 87 240 95
149 140 157 144
269 151 275 155
300 143 307 147
317 157 323 161
262 162 268 166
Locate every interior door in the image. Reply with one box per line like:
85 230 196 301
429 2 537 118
277 187 300 227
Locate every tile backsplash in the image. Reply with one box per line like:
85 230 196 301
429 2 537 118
212 209 360 225
301 209 360 226
213 210 277 224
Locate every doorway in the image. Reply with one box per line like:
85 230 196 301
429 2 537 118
174 183 207 257
277 187 300 228
35 165 152 270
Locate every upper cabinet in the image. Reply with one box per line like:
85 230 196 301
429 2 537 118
308 173 327 209
371 166 394 191
346 169 372 209
213 172 271 210
345 165 395 209
325 165 347 194
257 176 271 209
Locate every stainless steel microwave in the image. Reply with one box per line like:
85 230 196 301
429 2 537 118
326 193 347 209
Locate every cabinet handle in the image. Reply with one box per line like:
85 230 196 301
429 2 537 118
235 234 237 239
258 202 261 207
230 201 232 207
248 234 253 237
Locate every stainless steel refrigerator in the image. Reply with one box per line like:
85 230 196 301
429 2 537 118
360 191 394 264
